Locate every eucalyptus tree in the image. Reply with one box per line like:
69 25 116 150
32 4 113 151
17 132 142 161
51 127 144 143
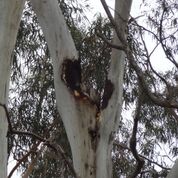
2 0 178 177
0 0 132 178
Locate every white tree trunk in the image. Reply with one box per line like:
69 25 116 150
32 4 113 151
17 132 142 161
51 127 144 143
0 0 25 177
98 0 132 177
30 0 132 177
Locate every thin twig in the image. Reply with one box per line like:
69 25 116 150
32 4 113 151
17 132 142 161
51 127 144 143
138 25 170 90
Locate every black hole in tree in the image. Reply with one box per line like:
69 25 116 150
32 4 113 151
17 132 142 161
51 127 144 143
61 59 81 92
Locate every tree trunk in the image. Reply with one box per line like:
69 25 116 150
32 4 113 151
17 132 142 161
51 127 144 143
0 0 25 177
30 0 132 177
98 0 132 177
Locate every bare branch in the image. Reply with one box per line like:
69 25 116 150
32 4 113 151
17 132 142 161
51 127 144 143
138 26 170 90
114 141 171 171
129 89 144 178
126 48 178 109
100 0 127 46
96 32 125 50
0 103 80 178
8 142 40 178
22 144 45 178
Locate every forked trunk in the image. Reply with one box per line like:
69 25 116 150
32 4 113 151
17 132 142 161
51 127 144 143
30 0 132 177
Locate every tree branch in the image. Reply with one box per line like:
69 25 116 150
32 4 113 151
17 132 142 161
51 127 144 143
22 144 45 178
96 32 125 50
0 103 80 178
129 89 144 178
8 142 40 178
100 0 178 109
114 141 171 171
100 0 127 47
126 48 178 109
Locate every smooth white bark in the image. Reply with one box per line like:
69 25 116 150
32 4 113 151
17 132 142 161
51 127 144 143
29 0 90 177
98 0 132 177
30 0 132 177
0 0 25 177
30 1 97 177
